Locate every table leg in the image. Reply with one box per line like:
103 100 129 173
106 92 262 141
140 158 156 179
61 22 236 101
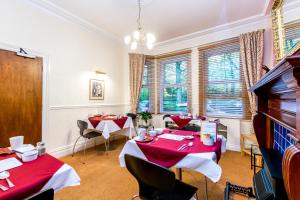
204 176 208 200
176 168 182 180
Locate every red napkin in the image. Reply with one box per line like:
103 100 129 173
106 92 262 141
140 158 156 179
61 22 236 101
136 129 222 168
113 117 128 129
88 116 102 128
170 115 192 129
0 154 64 200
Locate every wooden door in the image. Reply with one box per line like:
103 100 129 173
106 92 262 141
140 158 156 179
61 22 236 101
0 49 43 147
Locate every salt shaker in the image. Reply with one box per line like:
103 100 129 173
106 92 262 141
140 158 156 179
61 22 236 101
36 142 46 156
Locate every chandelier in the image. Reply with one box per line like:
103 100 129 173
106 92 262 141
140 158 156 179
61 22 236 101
124 0 156 50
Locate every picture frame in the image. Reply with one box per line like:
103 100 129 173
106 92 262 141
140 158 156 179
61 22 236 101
89 79 104 100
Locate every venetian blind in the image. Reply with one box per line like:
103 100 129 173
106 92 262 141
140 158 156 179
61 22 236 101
285 21 300 52
139 57 155 112
157 51 192 114
199 38 251 119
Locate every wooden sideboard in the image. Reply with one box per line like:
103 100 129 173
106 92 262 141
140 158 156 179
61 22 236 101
250 46 300 200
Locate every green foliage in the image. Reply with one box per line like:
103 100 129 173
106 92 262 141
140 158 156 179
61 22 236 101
286 38 300 53
138 111 152 123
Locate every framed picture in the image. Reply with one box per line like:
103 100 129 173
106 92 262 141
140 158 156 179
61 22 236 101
89 79 104 100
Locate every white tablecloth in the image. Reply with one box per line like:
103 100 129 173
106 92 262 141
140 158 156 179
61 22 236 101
119 135 226 183
87 117 135 139
41 164 80 192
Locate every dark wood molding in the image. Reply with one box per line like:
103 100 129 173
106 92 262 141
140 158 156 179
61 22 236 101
282 144 300 200
251 45 300 199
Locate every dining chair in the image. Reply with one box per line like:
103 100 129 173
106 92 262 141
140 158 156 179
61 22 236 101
124 154 198 200
72 120 107 163
25 188 54 200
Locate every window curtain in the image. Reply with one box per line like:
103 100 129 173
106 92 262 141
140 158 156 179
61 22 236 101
129 53 145 113
239 29 264 116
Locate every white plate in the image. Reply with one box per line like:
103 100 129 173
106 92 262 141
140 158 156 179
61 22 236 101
134 136 144 142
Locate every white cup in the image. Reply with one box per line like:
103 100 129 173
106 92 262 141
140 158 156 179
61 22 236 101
9 136 24 150
149 130 157 137
138 128 146 140
139 132 146 140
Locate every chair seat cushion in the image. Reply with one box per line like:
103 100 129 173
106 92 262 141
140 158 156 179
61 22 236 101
83 130 102 139
139 179 197 200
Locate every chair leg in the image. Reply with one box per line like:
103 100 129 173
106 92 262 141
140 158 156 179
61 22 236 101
195 192 199 200
131 194 139 200
72 136 82 157
204 176 208 200
104 140 108 152
107 138 110 150
82 138 88 164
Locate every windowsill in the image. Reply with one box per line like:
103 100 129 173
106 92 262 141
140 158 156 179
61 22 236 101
206 115 244 120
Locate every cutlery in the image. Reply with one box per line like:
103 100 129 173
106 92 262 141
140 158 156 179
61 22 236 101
181 142 194 151
177 144 187 151
0 183 8 191
0 171 14 188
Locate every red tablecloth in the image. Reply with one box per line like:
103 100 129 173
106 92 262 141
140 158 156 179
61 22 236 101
88 116 128 129
170 116 192 129
0 154 64 200
136 129 222 168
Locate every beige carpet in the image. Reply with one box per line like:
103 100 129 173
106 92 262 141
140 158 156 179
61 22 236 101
55 139 253 200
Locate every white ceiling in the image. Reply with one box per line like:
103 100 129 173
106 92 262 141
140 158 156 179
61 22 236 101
45 0 270 42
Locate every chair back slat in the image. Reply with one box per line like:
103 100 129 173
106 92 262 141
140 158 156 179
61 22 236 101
125 154 175 191
77 120 88 136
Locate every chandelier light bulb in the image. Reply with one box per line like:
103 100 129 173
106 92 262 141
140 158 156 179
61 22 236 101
147 41 153 49
146 33 156 43
133 30 140 41
124 35 131 44
131 41 138 50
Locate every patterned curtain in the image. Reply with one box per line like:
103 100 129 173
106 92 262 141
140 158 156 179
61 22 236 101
239 29 264 116
129 53 145 113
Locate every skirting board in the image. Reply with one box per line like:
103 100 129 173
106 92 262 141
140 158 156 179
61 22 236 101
49 135 125 158
226 143 241 152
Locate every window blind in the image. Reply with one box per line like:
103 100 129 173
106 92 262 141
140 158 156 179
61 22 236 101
138 58 155 112
157 51 192 113
285 21 300 53
199 38 251 119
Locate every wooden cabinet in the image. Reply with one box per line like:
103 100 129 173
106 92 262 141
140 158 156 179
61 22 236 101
250 47 300 200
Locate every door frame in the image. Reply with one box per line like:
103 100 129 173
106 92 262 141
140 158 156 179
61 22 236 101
0 42 50 143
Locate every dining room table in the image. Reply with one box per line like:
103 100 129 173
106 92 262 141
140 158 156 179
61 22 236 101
0 153 80 200
87 115 135 139
164 115 206 129
119 129 226 183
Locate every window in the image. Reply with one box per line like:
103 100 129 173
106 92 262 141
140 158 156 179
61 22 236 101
138 58 154 112
158 53 192 113
285 21 300 53
199 39 250 118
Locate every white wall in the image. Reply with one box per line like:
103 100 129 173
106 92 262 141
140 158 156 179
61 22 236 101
0 0 128 157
